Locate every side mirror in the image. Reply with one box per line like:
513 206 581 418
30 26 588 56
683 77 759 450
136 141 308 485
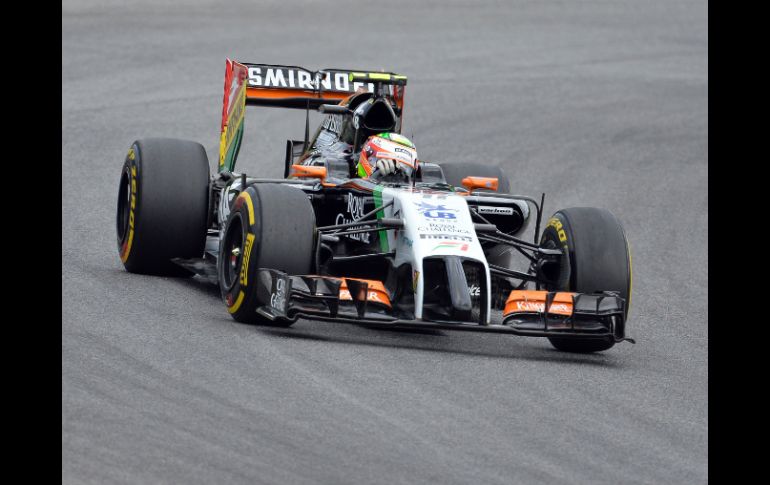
289 164 327 182
462 176 498 193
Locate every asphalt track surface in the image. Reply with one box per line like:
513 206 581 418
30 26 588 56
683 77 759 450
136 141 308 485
62 1 708 483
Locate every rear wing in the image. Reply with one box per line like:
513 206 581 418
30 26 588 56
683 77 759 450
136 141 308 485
219 58 407 171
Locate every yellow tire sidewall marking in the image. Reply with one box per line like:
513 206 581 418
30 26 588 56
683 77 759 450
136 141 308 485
228 291 245 314
236 191 255 225
240 233 255 287
120 164 137 263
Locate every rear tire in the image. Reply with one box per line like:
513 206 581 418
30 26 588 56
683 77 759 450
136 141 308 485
116 138 210 276
539 207 631 353
219 184 316 325
438 162 511 194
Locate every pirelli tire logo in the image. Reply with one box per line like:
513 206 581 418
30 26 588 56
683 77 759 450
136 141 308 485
547 217 568 244
239 233 255 287
120 148 138 263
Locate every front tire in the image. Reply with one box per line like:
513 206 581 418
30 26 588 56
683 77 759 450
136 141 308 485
539 207 631 353
218 184 316 324
116 138 210 276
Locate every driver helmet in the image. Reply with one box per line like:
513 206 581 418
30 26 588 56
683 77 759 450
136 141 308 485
357 132 418 178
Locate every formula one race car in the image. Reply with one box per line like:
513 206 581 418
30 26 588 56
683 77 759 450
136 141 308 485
116 59 634 352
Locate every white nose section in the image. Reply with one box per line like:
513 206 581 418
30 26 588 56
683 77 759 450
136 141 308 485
387 188 491 323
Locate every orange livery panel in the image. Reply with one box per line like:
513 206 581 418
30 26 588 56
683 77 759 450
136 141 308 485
338 278 391 307
504 290 576 317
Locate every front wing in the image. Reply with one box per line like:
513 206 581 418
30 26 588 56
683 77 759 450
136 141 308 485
254 269 634 343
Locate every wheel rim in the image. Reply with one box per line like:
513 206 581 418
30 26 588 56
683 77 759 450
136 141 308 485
222 212 245 291
116 168 131 245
